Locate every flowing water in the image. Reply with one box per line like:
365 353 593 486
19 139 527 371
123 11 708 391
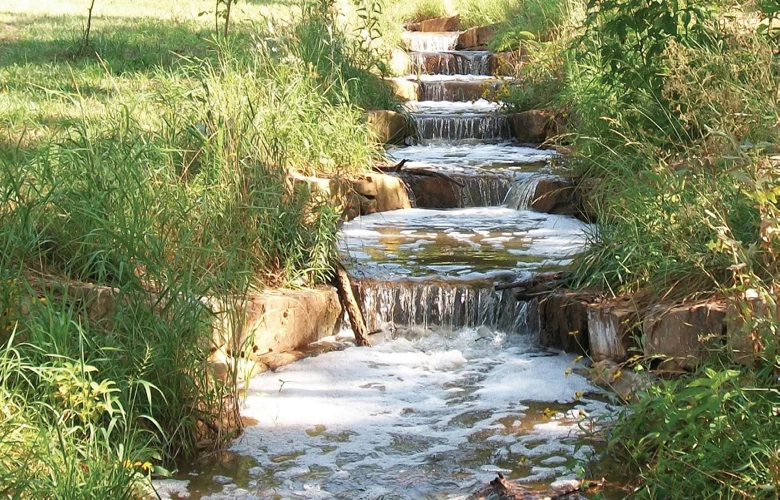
159 28 612 500
410 51 490 75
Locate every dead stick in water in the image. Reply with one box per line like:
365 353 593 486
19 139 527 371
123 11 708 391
335 264 371 347
372 159 407 173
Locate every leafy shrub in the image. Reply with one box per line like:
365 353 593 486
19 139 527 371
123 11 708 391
608 362 779 498
578 0 716 98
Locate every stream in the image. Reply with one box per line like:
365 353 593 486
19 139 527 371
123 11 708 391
156 31 615 500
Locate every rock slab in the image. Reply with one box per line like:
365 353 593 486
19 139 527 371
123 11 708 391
643 300 726 371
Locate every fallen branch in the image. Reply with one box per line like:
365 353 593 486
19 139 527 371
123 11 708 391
373 158 407 173
334 264 371 347
373 160 466 188
468 474 586 500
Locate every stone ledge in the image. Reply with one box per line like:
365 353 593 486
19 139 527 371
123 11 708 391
367 110 413 145
404 15 460 32
643 300 727 372
510 109 563 144
457 24 497 49
293 172 412 221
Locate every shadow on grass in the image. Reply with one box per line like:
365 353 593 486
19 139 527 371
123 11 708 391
0 14 223 75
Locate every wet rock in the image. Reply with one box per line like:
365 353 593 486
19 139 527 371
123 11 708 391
352 173 412 213
419 79 497 101
529 178 580 216
404 175 458 208
389 77 420 101
587 299 640 362
469 474 586 499
643 300 726 372
457 24 498 49
539 290 594 353
254 351 306 371
367 110 413 145
210 287 342 359
510 110 562 144
405 15 460 32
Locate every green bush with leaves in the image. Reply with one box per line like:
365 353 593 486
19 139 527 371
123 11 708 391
578 0 716 98
608 362 779 498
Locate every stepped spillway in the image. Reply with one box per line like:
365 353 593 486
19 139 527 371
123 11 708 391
166 21 610 500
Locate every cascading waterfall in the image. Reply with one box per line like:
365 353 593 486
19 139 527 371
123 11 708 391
410 51 490 75
415 114 513 143
355 279 538 335
172 21 613 500
454 175 513 207
403 32 460 52
419 80 494 101
504 176 547 210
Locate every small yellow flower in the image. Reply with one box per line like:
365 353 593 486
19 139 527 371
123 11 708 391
567 329 580 336
564 368 572 376
572 355 584 364
574 391 583 400
39 297 47 304
611 370 623 381
141 462 153 472
542 407 557 418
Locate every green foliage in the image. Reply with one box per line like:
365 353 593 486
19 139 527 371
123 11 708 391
490 0 572 49
0 1 393 496
568 10 779 297
608 362 779 498
493 39 569 111
286 0 396 109
579 0 716 96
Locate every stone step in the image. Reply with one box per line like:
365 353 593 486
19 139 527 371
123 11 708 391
402 171 514 208
415 77 505 101
409 50 491 75
404 15 460 33
413 113 513 143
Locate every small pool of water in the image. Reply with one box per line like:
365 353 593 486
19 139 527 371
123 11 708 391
339 208 591 281
156 327 614 499
388 143 554 174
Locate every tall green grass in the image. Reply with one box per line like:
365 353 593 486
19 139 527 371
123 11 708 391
0 1 391 496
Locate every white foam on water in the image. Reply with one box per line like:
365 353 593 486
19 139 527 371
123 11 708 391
230 328 608 498
402 32 461 52
403 99 502 115
404 74 509 82
388 143 554 175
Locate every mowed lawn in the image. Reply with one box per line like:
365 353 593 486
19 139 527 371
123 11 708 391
0 0 297 155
